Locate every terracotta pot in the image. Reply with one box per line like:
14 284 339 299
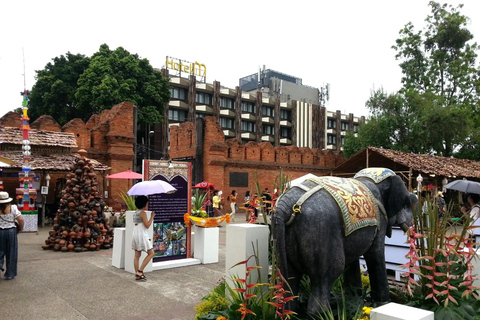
68 243 75 251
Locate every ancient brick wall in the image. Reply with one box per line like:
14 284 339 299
169 116 345 199
0 102 135 208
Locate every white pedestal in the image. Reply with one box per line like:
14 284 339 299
225 224 269 290
370 303 434 320
124 211 154 274
112 228 125 268
193 226 219 264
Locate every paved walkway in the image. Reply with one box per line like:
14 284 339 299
1 223 232 320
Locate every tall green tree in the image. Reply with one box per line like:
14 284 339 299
29 53 90 125
28 44 170 126
75 44 169 124
346 2 480 158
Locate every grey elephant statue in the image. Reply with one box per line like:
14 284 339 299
272 168 414 315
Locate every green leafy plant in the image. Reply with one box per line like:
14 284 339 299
195 282 229 319
191 188 208 218
119 190 136 210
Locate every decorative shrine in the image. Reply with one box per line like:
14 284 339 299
42 150 113 252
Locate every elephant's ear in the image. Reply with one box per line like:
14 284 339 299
386 175 410 216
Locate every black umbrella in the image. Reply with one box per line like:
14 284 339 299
444 179 480 194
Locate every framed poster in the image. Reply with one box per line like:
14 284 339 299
144 160 192 262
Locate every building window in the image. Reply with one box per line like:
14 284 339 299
280 127 291 138
341 136 345 145
220 117 235 130
195 92 212 105
341 121 349 131
353 124 359 133
170 87 187 101
327 134 337 145
220 97 235 110
168 109 187 121
196 113 207 118
241 121 255 132
262 124 275 135
262 106 274 117
280 109 291 121
327 119 336 129
241 101 255 114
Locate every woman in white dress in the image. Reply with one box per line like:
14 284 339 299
132 196 155 281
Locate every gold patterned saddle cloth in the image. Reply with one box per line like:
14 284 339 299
299 176 380 235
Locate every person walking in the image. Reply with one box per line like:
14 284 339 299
132 196 155 281
244 191 251 221
212 190 223 217
229 190 238 222
461 193 480 242
0 192 24 280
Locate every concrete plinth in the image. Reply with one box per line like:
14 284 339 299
370 303 433 320
193 225 219 264
124 210 154 274
112 228 125 268
225 224 269 289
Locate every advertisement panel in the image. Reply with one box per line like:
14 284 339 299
144 160 191 262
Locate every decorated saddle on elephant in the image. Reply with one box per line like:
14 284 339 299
290 168 395 235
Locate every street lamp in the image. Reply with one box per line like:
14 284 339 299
45 173 50 187
148 130 154 159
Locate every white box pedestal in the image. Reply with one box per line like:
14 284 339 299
112 228 125 268
225 224 269 290
193 226 219 264
124 211 153 274
370 303 433 320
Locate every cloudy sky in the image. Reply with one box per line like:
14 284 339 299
1 0 479 119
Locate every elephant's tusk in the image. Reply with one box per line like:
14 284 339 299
399 222 409 232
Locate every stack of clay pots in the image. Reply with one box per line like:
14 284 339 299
42 150 114 252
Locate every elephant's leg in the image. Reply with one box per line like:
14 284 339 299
344 259 362 294
307 274 335 316
364 246 390 303
284 260 301 311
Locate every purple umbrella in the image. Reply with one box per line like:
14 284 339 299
127 180 177 196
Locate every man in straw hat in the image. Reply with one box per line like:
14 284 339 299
0 191 24 280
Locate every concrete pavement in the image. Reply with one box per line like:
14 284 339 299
0 223 232 320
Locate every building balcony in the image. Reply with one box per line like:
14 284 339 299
241 132 256 140
241 92 255 100
341 114 347 120
340 131 346 136
280 102 292 109
196 83 214 91
262 117 275 124
280 120 292 126
220 109 236 117
262 97 275 104
280 138 292 145
196 105 214 113
241 113 256 121
169 100 189 109
223 129 235 137
327 128 336 134
326 144 336 150
170 77 190 86
326 111 335 117
262 135 275 143
220 88 235 96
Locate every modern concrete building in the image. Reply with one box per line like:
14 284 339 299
154 67 366 160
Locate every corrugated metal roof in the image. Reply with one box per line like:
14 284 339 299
0 127 77 148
